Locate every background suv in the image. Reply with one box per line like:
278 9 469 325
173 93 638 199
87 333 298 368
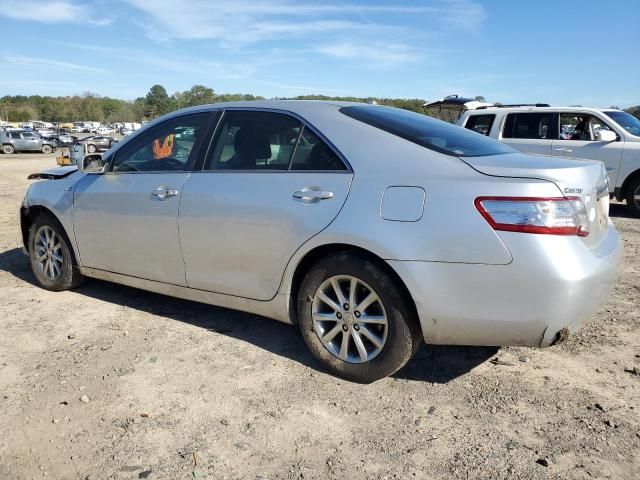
0 131 57 154
459 106 640 216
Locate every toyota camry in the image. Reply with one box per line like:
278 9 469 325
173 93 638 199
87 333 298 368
20 101 622 383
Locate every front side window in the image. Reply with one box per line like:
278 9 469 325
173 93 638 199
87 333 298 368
502 113 555 140
559 113 614 141
110 112 213 172
464 114 495 136
341 105 514 157
205 111 302 170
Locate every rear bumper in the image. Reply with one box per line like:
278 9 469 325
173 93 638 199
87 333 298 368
388 222 622 347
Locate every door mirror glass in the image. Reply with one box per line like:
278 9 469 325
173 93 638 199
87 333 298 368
82 154 106 174
595 129 617 142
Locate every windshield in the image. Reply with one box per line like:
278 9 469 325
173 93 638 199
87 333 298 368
604 111 640 137
340 105 516 157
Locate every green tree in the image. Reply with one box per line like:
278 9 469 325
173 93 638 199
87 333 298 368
144 85 174 119
180 85 216 107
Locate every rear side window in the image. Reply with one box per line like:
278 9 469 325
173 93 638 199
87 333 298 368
290 128 346 171
204 110 347 171
502 113 556 139
341 105 515 157
464 114 495 136
205 111 302 170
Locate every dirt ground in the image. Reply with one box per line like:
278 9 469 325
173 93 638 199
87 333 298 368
0 155 638 480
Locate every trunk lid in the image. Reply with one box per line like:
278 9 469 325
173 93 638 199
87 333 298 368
462 152 610 248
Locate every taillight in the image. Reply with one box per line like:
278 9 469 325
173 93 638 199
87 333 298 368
475 197 590 237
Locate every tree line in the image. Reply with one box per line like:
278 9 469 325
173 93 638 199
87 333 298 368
1 84 638 123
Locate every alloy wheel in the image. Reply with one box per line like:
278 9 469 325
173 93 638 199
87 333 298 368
311 275 388 363
34 225 63 280
634 184 640 212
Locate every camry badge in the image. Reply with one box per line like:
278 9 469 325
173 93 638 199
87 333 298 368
564 187 583 194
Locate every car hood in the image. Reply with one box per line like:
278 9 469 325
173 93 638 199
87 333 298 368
461 152 610 248
27 165 78 180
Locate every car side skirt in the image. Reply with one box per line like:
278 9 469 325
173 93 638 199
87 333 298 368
79 267 293 324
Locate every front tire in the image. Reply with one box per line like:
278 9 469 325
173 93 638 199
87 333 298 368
28 214 84 291
626 177 640 217
2 144 15 154
297 252 421 383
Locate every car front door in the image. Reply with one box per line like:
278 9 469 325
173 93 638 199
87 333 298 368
178 109 353 301
72 112 216 285
11 132 27 150
499 112 556 156
552 112 624 187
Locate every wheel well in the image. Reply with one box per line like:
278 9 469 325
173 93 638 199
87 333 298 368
20 206 77 262
619 169 640 201
288 243 419 326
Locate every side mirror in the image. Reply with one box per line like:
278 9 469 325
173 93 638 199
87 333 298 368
595 130 617 142
82 154 106 174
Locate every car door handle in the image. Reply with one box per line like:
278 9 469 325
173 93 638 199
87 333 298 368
151 187 179 200
292 189 334 202
554 147 572 153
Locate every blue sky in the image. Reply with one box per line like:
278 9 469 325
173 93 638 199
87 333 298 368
0 0 638 107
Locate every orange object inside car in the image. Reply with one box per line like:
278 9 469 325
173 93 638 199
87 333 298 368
152 134 175 159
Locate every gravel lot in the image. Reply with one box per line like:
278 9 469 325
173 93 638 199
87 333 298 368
0 155 638 480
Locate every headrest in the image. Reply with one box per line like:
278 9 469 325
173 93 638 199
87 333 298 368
234 127 271 160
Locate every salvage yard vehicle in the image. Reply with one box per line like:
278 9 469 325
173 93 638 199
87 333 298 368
20 101 622 383
1 130 57 154
459 106 640 216
75 135 118 153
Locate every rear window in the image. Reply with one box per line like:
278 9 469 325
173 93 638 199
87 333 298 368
464 114 495 136
502 113 556 139
340 106 514 157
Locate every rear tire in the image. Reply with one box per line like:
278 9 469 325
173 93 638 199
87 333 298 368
28 214 85 291
2 144 15 154
297 252 421 383
41 144 53 154
626 177 640 217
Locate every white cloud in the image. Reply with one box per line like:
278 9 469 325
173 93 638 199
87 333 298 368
316 42 420 66
2 54 107 73
125 0 486 43
0 0 111 25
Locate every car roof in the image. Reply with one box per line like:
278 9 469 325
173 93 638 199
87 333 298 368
466 106 619 115
166 99 368 117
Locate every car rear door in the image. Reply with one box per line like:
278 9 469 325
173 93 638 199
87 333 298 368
178 109 353 301
72 112 216 285
24 132 43 150
499 112 555 156
552 112 623 188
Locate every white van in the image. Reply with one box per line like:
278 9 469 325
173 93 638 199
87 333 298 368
458 106 640 216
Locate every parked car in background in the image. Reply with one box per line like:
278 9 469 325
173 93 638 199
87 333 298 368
0 131 56 154
20 101 621 382
96 126 115 135
120 127 134 136
459 106 640 216
76 135 119 153
42 133 77 147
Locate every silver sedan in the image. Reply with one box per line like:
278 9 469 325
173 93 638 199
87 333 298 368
20 101 622 383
